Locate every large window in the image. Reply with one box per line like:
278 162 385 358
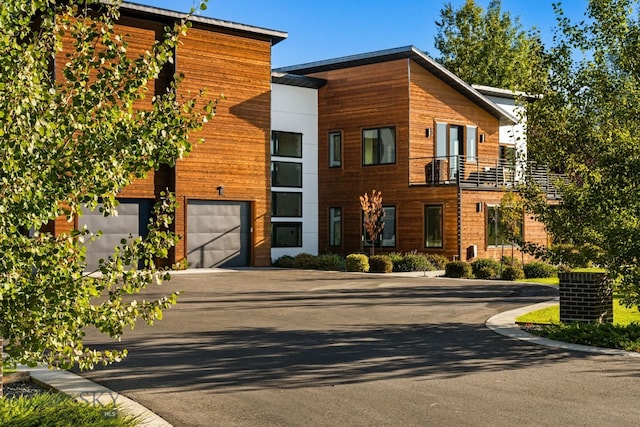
329 131 342 167
424 205 443 248
272 192 302 217
272 131 302 158
362 127 396 165
486 205 523 247
363 206 396 247
272 222 302 247
466 125 477 162
272 162 302 188
329 207 342 246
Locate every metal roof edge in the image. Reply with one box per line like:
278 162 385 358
271 72 327 89
120 2 287 45
276 45 517 123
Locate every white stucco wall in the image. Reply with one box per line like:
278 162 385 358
271 83 319 260
483 94 527 159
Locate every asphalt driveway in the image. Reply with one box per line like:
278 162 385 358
81 269 640 426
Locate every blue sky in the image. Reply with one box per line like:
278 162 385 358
130 0 589 68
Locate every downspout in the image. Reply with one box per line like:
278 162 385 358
457 156 462 261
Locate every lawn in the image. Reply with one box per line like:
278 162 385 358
516 298 640 325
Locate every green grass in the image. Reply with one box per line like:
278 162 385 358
517 298 640 325
0 393 139 427
521 268 606 286
516 297 640 352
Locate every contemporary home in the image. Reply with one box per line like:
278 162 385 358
49 3 554 268
47 3 287 269
276 46 552 261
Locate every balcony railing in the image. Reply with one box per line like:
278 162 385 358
410 155 564 199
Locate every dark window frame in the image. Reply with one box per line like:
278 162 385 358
329 131 342 168
328 207 342 247
424 204 444 249
271 130 303 158
272 222 303 248
271 191 302 218
271 161 303 188
362 126 396 166
362 205 397 248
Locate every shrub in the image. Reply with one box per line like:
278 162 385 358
549 243 596 268
476 266 497 280
272 255 295 268
501 255 522 268
293 253 320 270
316 254 345 271
346 254 369 272
524 261 558 279
426 253 449 270
387 252 405 271
502 265 525 281
445 260 473 278
471 258 500 278
369 255 393 273
396 252 434 272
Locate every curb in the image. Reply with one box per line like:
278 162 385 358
22 366 172 427
486 299 640 357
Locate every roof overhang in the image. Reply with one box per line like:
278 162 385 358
120 2 287 45
276 46 517 124
271 72 327 89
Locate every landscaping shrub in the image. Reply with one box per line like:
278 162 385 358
471 258 500 279
391 252 434 272
501 255 522 268
549 243 596 268
524 261 558 279
445 260 473 278
502 265 525 281
316 254 345 271
369 255 393 273
387 252 405 271
293 253 320 270
272 255 295 268
476 266 497 280
346 254 369 272
426 253 449 270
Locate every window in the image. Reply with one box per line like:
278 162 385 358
500 145 516 162
466 126 477 162
486 205 523 247
272 192 302 217
435 123 466 178
272 131 302 158
272 162 302 188
363 206 396 247
424 205 443 248
329 131 342 167
329 207 342 246
362 127 396 165
272 222 302 247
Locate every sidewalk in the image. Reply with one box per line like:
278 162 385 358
22 366 172 427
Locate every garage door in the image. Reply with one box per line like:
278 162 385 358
187 200 251 268
80 199 153 271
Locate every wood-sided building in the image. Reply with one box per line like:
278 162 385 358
49 3 287 269
277 46 552 262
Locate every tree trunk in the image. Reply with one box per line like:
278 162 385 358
1 337 4 397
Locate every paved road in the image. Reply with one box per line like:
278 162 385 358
81 269 640 426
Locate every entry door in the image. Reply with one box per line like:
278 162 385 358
187 200 251 268
449 125 464 178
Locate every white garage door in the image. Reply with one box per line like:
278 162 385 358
187 200 251 268
80 199 153 271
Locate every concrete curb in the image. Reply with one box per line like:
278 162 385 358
486 299 640 357
22 366 172 427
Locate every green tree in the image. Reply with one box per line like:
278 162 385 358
0 0 215 395
434 0 546 91
523 0 640 308
360 190 385 256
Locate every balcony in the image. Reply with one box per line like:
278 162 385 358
410 155 563 199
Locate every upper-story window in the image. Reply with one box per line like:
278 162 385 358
362 127 396 166
272 161 302 188
272 131 302 158
329 131 342 167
